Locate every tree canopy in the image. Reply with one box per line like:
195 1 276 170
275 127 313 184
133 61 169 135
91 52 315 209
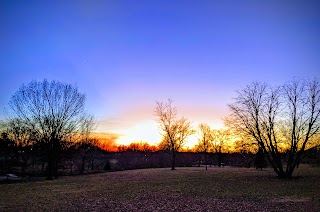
7 79 94 179
155 99 194 170
228 79 320 178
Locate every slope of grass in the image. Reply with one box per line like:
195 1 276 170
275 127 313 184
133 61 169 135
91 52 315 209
1 166 320 211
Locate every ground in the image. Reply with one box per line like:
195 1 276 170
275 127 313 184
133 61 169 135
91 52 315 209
1 166 320 211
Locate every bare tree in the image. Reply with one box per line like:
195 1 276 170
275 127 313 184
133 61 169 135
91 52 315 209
196 123 212 170
75 116 97 174
8 79 94 179
228 79 320 178
155 99 194 170
211 129 230 167
232 135 258 154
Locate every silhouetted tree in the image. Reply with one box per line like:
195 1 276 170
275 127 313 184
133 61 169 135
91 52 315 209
76 137 99 174
76 116 97 174
127 142 140 152
8 79 94 179
196 123 212 170
228 79 320 178
211 129 230 167
127 141 158 153
232 135 258 154
156 99 194 170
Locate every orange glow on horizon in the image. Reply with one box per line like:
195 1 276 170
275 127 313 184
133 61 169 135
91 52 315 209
95 119 227 150
116 120 162 146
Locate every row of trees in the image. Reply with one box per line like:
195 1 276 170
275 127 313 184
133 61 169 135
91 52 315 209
155 100 233 170
155 78 320 178
196 124 231 170
1 78 319 179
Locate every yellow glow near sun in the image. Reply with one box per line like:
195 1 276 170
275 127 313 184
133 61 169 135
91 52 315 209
184 121 225 149
116 119 225 149
116 120 162 146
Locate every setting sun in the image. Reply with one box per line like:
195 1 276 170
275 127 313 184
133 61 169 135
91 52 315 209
184 121 225 149
116 120 162 146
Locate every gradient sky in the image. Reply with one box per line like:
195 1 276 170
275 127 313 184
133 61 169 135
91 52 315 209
1 0 319 146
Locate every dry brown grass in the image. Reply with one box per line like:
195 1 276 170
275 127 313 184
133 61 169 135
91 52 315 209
1 166 320 211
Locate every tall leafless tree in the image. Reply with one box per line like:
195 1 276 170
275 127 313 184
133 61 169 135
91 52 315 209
8 79 94 179
155 99 194 170
228 79 320 178
196 123 212 170
211 129 230 167
75 116 97 174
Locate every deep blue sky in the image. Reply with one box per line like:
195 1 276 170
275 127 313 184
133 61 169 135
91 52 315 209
1 0 319 144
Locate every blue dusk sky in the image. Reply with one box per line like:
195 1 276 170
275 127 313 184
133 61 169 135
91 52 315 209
1 0 319 145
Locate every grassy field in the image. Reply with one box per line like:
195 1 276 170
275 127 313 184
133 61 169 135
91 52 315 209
1 166 320 211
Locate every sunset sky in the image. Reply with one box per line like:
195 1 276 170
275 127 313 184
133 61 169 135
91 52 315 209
1 1 319 147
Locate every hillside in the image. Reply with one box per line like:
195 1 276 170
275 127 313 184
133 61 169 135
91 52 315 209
1 166 320 211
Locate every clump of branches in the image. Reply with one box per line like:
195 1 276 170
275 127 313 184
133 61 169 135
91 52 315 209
228 78 320 178
7 79 95 179
155 99 194 170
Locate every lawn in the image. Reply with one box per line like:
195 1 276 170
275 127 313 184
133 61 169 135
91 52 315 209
1 166 320 211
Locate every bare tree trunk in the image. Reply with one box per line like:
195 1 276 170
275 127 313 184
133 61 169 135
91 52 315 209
217 152 222 167
171 149 176 170
46 143 56 180
205 152 207 170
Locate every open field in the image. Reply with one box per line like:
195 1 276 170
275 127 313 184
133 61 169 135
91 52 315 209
1 166 320 211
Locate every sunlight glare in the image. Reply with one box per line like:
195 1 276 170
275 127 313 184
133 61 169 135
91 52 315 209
184 120 225 149
116 119 225 149
116 120 162 146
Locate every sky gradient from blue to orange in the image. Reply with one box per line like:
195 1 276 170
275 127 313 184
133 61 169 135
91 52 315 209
1 1 319 146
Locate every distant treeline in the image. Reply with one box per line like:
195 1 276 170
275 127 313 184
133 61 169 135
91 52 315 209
1 78 320 179
1 132 319 177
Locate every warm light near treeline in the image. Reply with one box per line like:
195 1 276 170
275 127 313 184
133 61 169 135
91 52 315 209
185 121 225 149
97 119 226 150
116 120 162 146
